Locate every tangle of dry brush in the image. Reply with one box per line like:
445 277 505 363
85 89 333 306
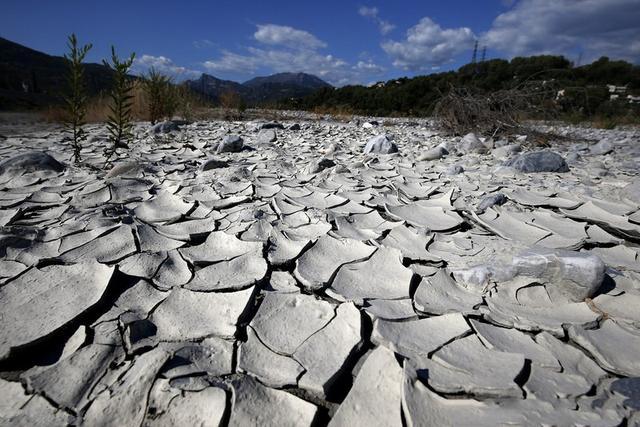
434 83 561 137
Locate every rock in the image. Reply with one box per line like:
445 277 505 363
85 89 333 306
589 140 614 155
0 262 114 360
151 120 180 134
258 129 277 143
492 143 521 159
566 152 582 163
216 134 244 153
200 158 229 170
0 151 65 177
418 145 448 161
445 164 464 175
288 123 301 130
363 134 398 154
306 157 336 174
504 150 570 173
477 192 508 213
459 133 488 154
260 122 285 129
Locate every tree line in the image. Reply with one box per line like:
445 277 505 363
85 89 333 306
277 55 640 120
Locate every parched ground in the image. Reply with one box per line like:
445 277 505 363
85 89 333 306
0 114 639 426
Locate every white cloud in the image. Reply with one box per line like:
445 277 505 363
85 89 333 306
382 17 475 70
355 60 385 73
202 24 383 85
133 55 200 80
203 51 259 73
358 6 378 18
358 5 396 35
193 39 215 49
254 24 327 49
483 0 640 62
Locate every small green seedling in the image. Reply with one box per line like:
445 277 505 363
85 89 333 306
63 34 92 163
103 46 136 168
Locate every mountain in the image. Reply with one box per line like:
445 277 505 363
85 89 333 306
243 72 331 90
0 37 333 110
184 74 250 103
0 37 115 110
185 72 332 105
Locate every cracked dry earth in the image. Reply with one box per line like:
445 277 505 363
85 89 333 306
0 115 639 426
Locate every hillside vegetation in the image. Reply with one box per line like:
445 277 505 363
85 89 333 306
280 56 640 124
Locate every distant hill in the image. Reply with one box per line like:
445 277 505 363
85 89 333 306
0 37 115 110
0 37 332 110
185 72 332 104
282 55 640 117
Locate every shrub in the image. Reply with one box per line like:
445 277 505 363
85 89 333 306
102 46 136 168
63 34 92 163
142 68 176 124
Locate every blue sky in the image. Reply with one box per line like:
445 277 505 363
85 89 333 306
2 0 639 85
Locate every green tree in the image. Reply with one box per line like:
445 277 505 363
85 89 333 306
63 34 92 163
103 46 136 168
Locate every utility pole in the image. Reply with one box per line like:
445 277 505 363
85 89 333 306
481 46 487 63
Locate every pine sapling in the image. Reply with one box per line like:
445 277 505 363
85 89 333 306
103 46 136 168
142 68 175 124
63 34 92 163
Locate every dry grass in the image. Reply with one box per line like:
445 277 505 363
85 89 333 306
311 105 355 122
43 81 149 123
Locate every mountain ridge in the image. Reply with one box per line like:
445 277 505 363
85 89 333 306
0 36 332 110
185 71 332 104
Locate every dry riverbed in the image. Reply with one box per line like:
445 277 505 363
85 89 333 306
0 115 639 425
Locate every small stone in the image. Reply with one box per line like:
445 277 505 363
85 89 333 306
151 120 180 134
418 145 448 161
477 193 508 213
363 134 398 154
504 151 570 173
216 135 244 153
